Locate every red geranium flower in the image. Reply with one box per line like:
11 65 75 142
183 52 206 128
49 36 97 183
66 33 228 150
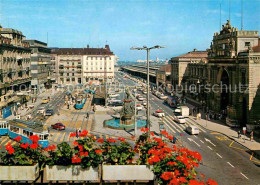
20 143 29 149
206 179 218 185
30 143 38 149
6 143 15 154
107 138 116 143
97 138 104 143
13 136 22 142
72 155 81 163
150 132 155 137
29 135 39 143
69 133 76 137
95 149 103 154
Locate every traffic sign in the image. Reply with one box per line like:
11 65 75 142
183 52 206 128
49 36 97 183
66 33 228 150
243 127 246 134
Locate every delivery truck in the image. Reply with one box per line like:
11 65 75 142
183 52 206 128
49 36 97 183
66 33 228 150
174 105 189 118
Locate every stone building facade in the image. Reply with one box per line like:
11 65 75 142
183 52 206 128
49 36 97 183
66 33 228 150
207 20 260 129
23 40 51 94
156 64 171 91
52 45 115 85
171 49 208 87
0 26 31 118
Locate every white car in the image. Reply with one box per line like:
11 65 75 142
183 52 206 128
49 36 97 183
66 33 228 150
159 95 168 100
173 113 186 124
142 101 147 106
142 90 147 94
153 110 165 118
109 94 120 98
186 126 200 135
37 107 46 114
136 104 143 111
137 96 145 101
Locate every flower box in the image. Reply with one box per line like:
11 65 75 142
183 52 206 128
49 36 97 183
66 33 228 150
102 165 154 181
46 165 99 181
0 163 39 181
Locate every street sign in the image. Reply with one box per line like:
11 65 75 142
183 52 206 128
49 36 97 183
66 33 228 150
243 127 246 134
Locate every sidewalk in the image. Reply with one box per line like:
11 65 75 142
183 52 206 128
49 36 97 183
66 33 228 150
189 114 260 151
7 89 61 120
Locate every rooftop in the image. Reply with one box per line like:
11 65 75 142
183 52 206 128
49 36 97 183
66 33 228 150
51 45 114 55
172 49 208 59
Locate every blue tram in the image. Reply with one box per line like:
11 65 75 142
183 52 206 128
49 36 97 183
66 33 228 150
7 119 49 148
74 94 87 109
84 89 95 94
0 119 9 135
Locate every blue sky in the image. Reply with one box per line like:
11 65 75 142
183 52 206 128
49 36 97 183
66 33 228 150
0 0 259 61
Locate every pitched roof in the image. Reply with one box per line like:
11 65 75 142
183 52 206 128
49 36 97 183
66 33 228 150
158 64 171 72
173 51 208 59
51 45 114 55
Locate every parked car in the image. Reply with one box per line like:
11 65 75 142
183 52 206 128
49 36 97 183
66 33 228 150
142 90 147 94
109 101 123 106
109 94 120 98
173 113 186 124
42 98 50 104
45 109 54 116
137 96 145 101
153 109 165 118
186 125 199 135
159 94 168 100
136 104 143 111
37 107 46 114
142 101 147 106
51 123 66 130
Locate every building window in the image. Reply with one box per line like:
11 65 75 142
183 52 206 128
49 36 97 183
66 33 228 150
67 62 69 64
245 42 250 47
241 70 246 85
72 73 74 76
67 73 69 76
72 78 75 81
72 62 74 65
66 78 70 82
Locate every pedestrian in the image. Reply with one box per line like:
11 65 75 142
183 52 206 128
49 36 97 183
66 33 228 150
238 130 241 139
250 131 254 141
76 129 79 138
86 112 89 119
79 128 81 134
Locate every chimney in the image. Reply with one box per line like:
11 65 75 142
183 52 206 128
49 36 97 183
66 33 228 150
105 44 110 51
193 48 197 52
87 44 89 48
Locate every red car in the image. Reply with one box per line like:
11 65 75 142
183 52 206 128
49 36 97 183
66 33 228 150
51 123 65 130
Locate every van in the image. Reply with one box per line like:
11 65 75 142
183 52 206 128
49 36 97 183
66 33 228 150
186 126 200 135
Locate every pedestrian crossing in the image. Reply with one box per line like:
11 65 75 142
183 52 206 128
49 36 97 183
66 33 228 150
49 131 120 144
0 136 18 147
162 114 206 135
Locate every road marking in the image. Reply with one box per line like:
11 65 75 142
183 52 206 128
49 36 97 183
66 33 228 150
210 132 222 135
207 146 213 150
229 141 246 151
249 152 260 164
240 172 249 180
186 119 206 133
164 117 181 133
194 135 197 138
53 133 61 143
188 138 200 147
162 119 176 134
216 153 222 158
200 140 204 143
227 162 234 168
168 115 186 130
205 138 216 146
61 132 66 142
0 137 9 145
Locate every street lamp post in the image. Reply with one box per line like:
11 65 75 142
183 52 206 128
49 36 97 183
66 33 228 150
131 45 165 138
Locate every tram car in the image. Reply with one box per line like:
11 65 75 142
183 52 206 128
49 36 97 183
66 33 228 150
8 119 49 148
74 94 87 109
84 89 95 94
0 119 9 135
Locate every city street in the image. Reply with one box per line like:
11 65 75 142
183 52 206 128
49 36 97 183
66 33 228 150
116 71 260 185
